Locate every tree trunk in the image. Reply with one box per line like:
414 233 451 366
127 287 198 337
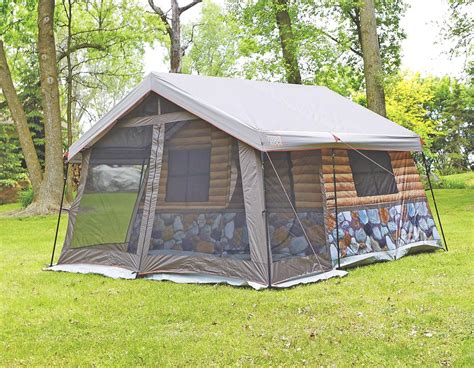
148 0 202 73
0 40 44 196
273 0 302 84
359 0 386 117
36 0 64 212
170 0 181 73
65 0 74 203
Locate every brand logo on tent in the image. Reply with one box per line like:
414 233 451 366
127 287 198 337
267 135 283 146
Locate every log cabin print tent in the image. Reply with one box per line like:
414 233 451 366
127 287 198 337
48 73 445 289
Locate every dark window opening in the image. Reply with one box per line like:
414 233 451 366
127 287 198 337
348 150 398 197
166 148 211 202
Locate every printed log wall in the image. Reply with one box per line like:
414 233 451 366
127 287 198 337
265 151 323 210
322 149 425 209
292 151 323 209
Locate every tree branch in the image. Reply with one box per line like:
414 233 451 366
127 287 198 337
148 0 172 38
338 4 360 28
318 29 362 57
179 0 202 14
181 23 201 55
70 25 129 37
57 43 107 61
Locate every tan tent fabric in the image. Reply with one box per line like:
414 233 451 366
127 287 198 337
238 142 270 285
136 125 164 269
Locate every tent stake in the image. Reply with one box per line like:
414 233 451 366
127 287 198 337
261 151 272 288
421 153 448 251
50 163 68 267
332 149 341 269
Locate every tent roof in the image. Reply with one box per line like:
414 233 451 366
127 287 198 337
68 72 422 160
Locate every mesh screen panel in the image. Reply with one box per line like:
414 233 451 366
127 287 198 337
70 126 151 251
147 121 250 261
264 151 331 283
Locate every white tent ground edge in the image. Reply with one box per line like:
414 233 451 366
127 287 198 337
45 263 347 290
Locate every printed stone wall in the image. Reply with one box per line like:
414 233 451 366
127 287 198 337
130 201 439 264
327 199 441 259
146 212 250 260
129 210 330 263
268 211 329 262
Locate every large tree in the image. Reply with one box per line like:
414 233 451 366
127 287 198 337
1 0 64 212
358 0 386 116
316 0 406 115
0 0 45 199
35 0 64 213
226 0 305 82
273 0 301 84
0 1 45 186
149 0 203 73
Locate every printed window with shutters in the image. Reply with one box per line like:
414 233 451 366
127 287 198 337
348 150 398 197
165 147 211 202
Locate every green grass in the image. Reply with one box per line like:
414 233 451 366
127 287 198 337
437 171 474 189
0 190 473 367
0 202 21 213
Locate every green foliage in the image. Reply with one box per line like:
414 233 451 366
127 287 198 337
0 43 46 177
0 1 38 79
55 0 167 134
18 187 34 208
384 73 441 149
20 61 46 166
0 124 27 185
301 0 407 93
0 190 473 365
0 179 18 188
0 1 37 44
221 0 406 94
0 0 45 173
430 77 474 173
431 172 474 189
381 72 473 173
443 0 473 79
1 0 166 188
225 0 290 81
182 1 240 77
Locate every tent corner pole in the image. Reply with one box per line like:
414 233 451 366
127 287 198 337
50 162 68 267
421 152 448 251
261 151 272 288
331 149 341 269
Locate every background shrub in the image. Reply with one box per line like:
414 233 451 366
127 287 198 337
19 187 34 208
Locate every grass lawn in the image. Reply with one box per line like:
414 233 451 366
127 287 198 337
439 171 474 189
0 202 21 213
0 189 473 366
